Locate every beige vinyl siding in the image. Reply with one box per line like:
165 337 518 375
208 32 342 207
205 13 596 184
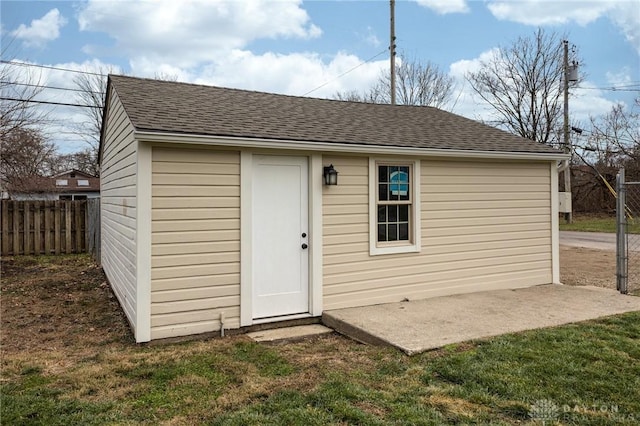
150 147 240 339
100 88 138 331
323 156 552 310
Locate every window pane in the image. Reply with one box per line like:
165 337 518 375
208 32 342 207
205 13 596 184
390 170 409 200
388 224 398 241
378 184 388 201
399 223 409 240
399 185 410 201
399 205 409 222
378 183 389 201
378 166 388 183
378 224 387 242
388 205 398 222
378 206 386 222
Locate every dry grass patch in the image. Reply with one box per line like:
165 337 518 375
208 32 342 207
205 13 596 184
3 254 639 425
424 394 490 418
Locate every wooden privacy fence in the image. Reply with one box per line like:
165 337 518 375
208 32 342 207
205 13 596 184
1 200 100 258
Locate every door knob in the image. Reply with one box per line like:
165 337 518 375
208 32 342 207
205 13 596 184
301 243 308 249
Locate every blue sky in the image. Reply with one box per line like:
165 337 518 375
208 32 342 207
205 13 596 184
1 0 639 153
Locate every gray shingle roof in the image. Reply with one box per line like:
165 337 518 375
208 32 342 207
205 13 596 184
107 74 561 155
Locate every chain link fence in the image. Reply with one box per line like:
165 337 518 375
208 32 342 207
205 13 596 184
616 169 639 294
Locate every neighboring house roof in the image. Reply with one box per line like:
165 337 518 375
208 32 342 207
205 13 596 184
53 169 96 179
53 171 100 194
104 74 563 156
7 171 100 195
7 176 56 195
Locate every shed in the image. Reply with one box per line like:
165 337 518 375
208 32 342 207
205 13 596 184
99 75 567 342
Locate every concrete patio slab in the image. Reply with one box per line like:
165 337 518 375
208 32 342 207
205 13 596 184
322 285 640 355
247 324 333 343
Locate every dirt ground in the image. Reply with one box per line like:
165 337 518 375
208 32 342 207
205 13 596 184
559 245 618 288
0 255 133 359
0 247 631 357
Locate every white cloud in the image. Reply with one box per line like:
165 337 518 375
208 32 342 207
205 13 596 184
190 50 386 98
77 0 322 68
12 51 385 153
447 49 500 120
607 2 640 55
606 67 635 88
487 1 609 26
415 0 469 14
360 26 381 48
486 1 640 54
570 83 617 121
10 8 67 47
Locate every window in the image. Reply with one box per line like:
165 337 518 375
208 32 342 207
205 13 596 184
77 179 89 186
56 179 68 186
74 195 87 200
377 165 411 242
59 195 72 200
369 159 420 255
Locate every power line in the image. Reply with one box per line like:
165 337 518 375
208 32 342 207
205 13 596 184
301 48 388 97
0 97 99 108
0 81 104 95
0 60 108 77
572 127 637 146
576 86 640 92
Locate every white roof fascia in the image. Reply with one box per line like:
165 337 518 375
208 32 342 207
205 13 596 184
135 131 569 161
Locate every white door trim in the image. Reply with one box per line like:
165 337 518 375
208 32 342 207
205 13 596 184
309 154 323 317
240 152 253 326
240 152 323 326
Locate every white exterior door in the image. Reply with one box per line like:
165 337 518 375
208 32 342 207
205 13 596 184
252 155 309 319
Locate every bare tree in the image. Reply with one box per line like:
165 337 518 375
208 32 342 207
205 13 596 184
335 57 454 108
73 68 176 176
466 28 579 145
586 100 639 164
569 98 639 212
334 89 375 103
0 128 58 196
153 72 179 82
0 42 49 140
73 66 113 152
54 149 100 177
580 98 639 173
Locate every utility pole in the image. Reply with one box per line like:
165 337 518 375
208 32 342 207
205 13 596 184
390 0 396 105
562 39 572 224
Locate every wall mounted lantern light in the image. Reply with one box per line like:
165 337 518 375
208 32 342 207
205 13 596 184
323 164 338 185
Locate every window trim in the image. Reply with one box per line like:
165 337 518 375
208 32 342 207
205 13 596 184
369 158 421 256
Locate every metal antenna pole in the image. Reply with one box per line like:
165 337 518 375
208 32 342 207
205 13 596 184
563 40 572 224
390 0 396 105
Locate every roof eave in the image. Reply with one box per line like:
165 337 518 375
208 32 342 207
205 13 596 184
135 130 569 161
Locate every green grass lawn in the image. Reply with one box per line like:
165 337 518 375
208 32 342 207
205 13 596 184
2 256 640 425
559 214 640 234
3 317 640 425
